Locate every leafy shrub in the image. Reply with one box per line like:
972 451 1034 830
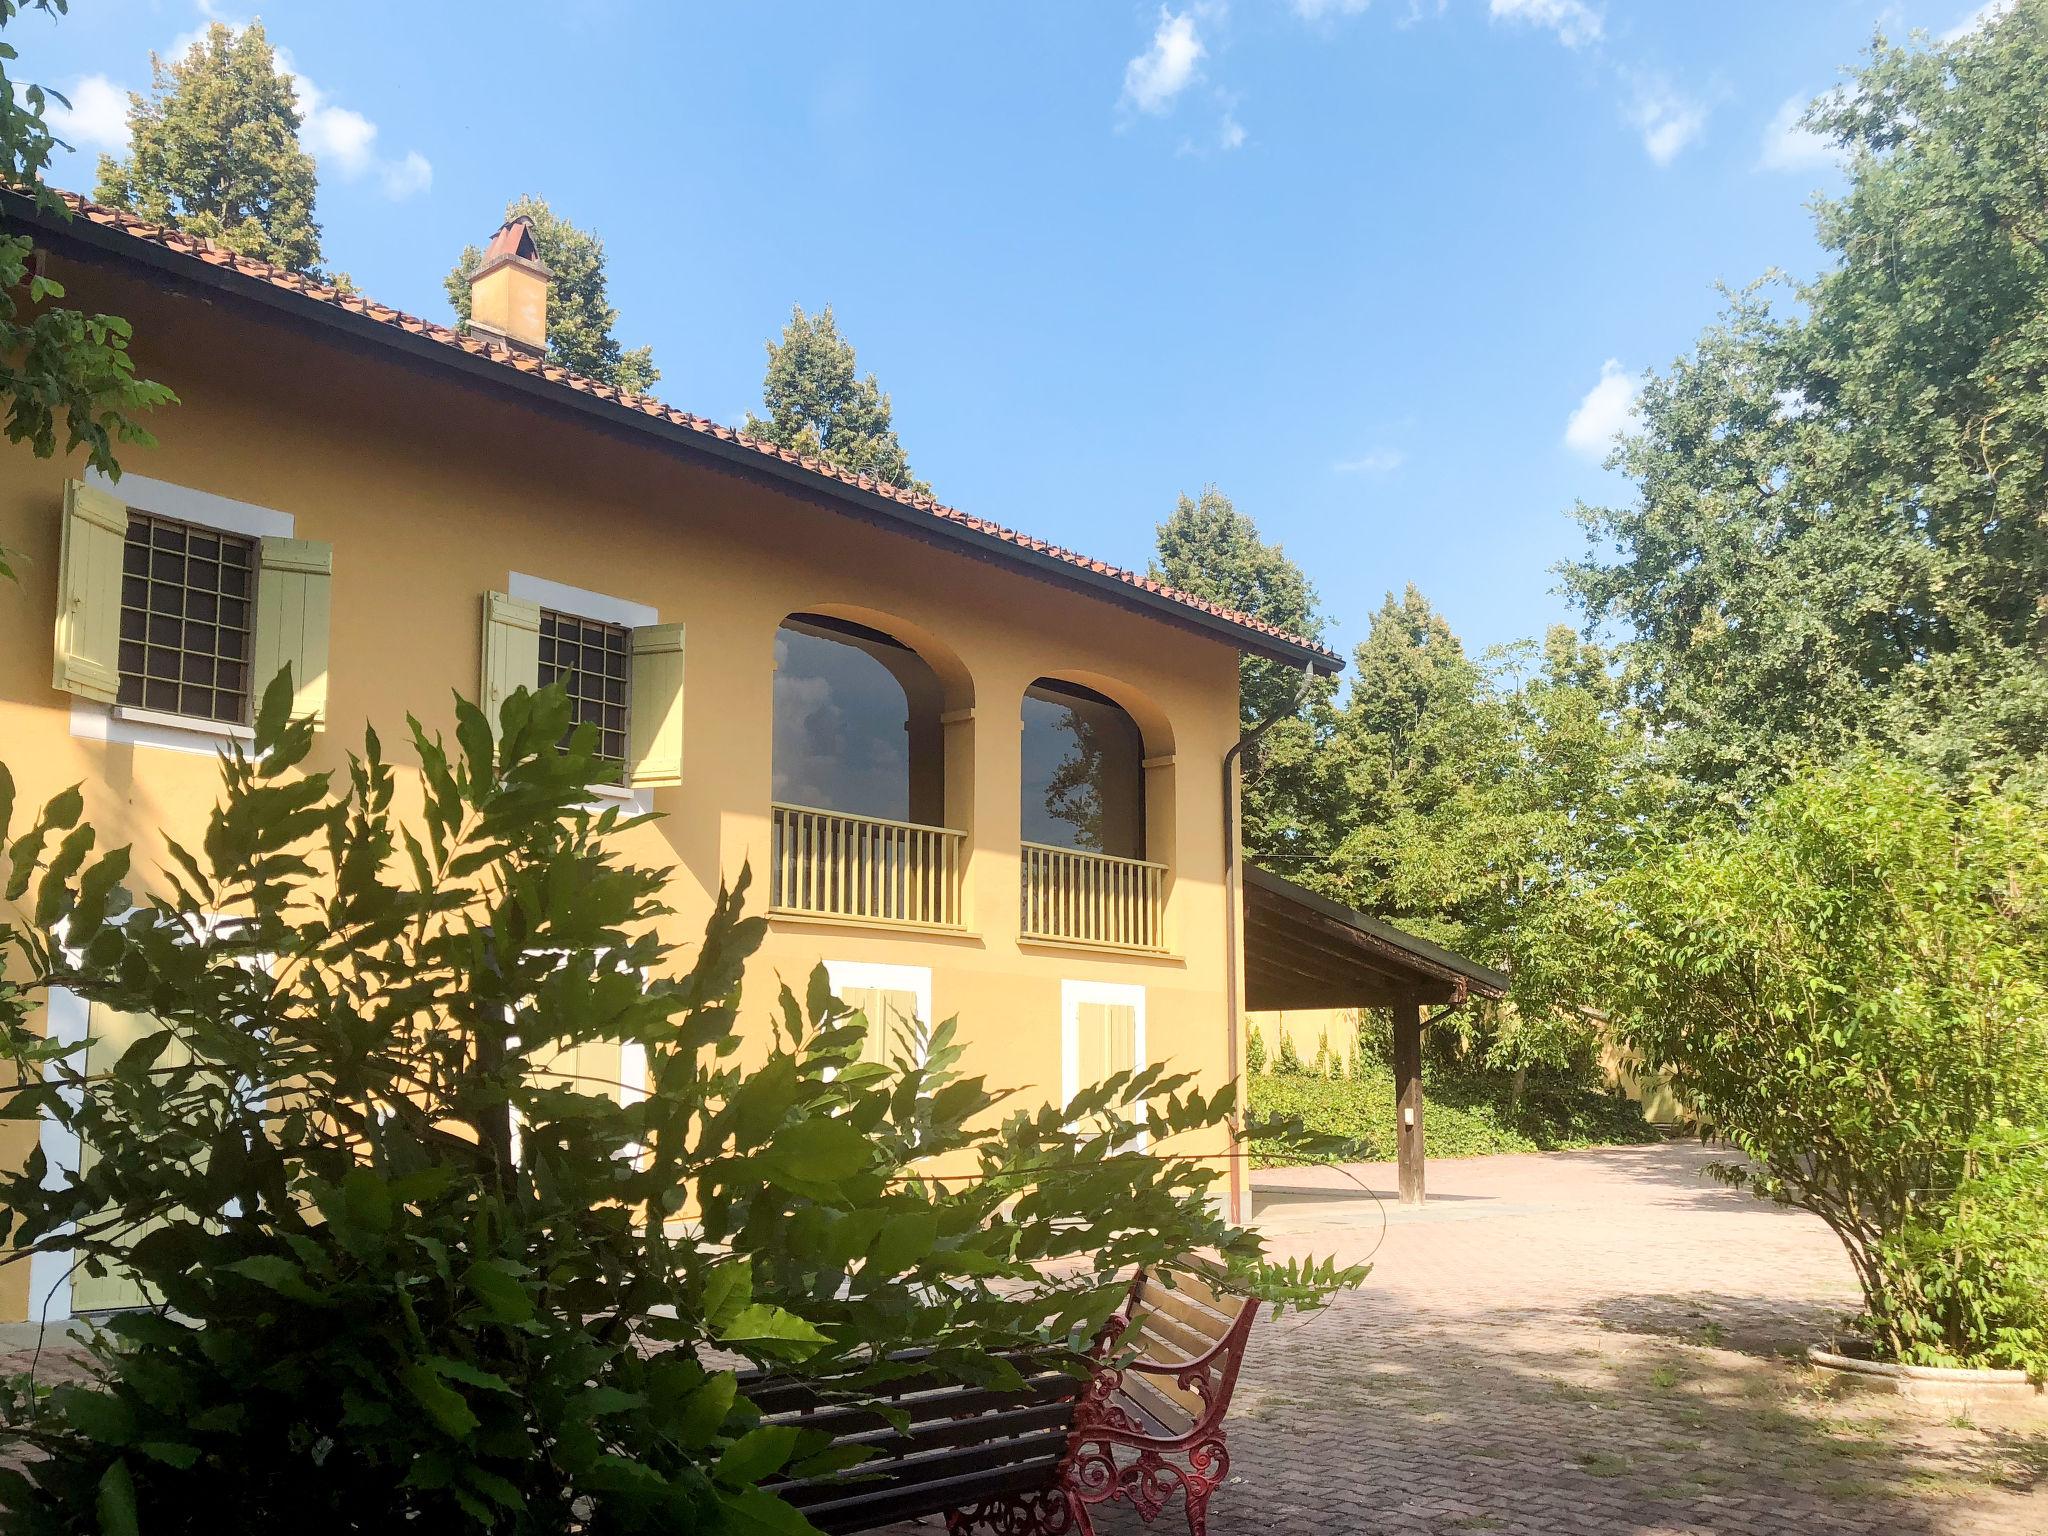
1246 1065 1652 1166
1274 1032 1305 1076
0 679 1361 1532
1598 758 2048 1370
1883 1129 2048 1377
1244 1022 1266 1076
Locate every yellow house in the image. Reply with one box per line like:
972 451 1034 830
0 197 1340 1323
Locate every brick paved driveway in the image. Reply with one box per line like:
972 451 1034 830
1113 1143 2047 1536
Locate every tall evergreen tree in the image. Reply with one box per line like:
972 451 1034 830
1565 3 2048 805
1 0 170 504
1150 488 1336 867
94 21 324 276
445 196 658 395
744 305 927 494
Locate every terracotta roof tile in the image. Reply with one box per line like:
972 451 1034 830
45 191 1339 667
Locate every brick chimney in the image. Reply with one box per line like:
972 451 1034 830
466 216 550 356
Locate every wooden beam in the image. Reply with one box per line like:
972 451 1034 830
1392 998 1425 1207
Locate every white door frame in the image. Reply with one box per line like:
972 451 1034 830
823 960 933 1064
1060 980 1147 1148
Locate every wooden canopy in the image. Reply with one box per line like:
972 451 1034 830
1242 866 1508 1206
1243 866 1508 1013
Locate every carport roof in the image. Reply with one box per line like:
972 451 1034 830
1243 866 1510 1012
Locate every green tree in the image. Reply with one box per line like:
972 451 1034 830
0 677 1361 1529
1150 488 1338 867
744 305 927 495
1564 5 2048 806
94 21 325 276
445 195 658 395
1595 757 2048 1371
1320 593 1653 1078
0 0 171 511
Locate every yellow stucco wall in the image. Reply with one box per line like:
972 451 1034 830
1246 1008 1365 1077
0 251 1249 1322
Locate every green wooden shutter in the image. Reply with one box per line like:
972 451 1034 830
52 480 128 703
481 592 541 723
627 622 685 788
249 537 334 726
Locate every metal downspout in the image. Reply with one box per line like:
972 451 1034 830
1220 662 1316 1225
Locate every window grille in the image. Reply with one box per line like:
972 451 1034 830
117 513 255 723
539 609 630 770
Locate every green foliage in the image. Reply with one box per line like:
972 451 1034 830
93 22 325 276
1246 1068 1652 1167
0 676 1361 1530
1596 757 2048 1369
1274 1032 1304 1077
0 0 172 492
1243 1023 1266 1076
445 196 658 395
743 305 927 495
1884 1128 2048 1377
1316 593 1655 1072
1564 4 2048 806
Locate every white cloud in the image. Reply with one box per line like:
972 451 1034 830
150 13 432 202
1334 447 1405 474
1626 77 1706 165
1290 0 1371 18
46 74 132 155
1565 360 1641 460
380 150 433 200
1942 0 2014 42
297 87 376 177
1218 112 1246 150
1757 94 1839 173
1122 8 1206 115
1489 0 1603 49
291 69 433 201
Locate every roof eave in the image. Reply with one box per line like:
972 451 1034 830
6 190 1342 677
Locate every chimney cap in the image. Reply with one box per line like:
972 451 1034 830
472 216 551 282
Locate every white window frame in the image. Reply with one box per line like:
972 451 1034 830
31 911 262 1321
1061 979 1147 1149
69 473 296 756
508 571 658 813
823 960 932 1066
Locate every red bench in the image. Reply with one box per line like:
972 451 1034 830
757 1261 1260 1536
939 1261 1260 1536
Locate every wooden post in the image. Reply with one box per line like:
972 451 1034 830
1393 997 1425 1206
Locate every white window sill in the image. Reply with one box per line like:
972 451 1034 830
111 705 254 741
586 781 637 801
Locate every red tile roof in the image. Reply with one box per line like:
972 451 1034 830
34 191 1341 670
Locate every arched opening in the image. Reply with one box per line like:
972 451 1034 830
771 614 962 927
1020 678 1164 950
1020 679 1146 859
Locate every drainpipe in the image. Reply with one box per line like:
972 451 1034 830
1220 660 1317 1226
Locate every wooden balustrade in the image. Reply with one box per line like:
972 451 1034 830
1020 842 1168 951
770 803 966 929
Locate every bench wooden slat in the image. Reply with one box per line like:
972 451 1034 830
1135 1277 1237 1343
1157 1261 1233 1314
779 1430 1068 1511
749 1368 1081 1417
793 1455 1065 1535
742 1352 1073 1414
1129 1305 1215 1364
1118 1370 1199 1436
785 1400 1078 1467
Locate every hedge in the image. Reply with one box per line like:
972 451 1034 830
1248 1066 1654 1166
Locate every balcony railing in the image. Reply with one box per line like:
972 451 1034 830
1020 842 1168 951
771 803 966 929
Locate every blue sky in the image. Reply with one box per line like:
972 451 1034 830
19 0 2007 672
